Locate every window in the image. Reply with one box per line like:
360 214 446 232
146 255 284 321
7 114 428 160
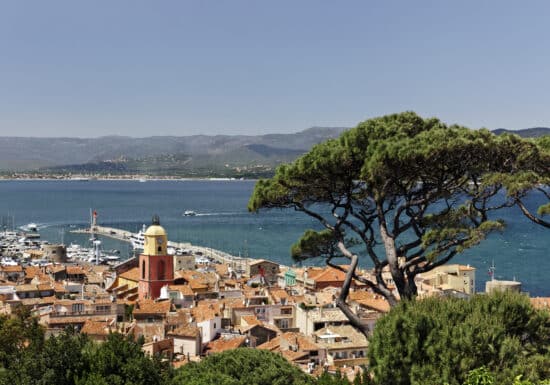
281 308 292 315
142 260 146 279
278 319 289 329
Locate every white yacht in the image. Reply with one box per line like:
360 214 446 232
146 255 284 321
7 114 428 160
26 223 38 232
130 225 147 250
183 210 197 217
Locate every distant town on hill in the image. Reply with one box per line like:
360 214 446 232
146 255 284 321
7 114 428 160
0 126 548 178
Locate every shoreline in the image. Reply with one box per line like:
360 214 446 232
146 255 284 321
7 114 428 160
0 177 259 182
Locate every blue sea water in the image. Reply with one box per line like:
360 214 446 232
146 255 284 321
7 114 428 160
0 180 548 296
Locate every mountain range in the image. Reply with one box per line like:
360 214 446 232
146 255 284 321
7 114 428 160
0 126 548 177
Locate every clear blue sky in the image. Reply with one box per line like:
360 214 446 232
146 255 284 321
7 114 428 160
1 1 549 137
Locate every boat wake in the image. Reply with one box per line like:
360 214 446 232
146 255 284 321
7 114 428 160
195 212 240 217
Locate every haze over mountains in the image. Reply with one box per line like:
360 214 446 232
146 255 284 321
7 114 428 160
0 126 548 177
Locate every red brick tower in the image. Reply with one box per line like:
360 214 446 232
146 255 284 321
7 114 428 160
138 215 174 300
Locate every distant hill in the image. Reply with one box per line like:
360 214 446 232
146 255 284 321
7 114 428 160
491 127 550 138
0 127 347 175
1 125 547 177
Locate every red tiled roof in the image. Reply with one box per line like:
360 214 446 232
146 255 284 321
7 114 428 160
133 299 171 315
168 325 201 338
81 319 113 335
66 266 85 275
205 336 247 354
348 290 390 313
119 267 140 282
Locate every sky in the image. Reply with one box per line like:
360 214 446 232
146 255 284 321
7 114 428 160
1 1 550 137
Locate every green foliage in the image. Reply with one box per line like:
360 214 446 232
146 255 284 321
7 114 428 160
249 112 544 305
171 348 314 385
82 333 167 385
463 367 495 385
368 292 550 385
316 370 351 385
291 229 338 261
0 310 170 385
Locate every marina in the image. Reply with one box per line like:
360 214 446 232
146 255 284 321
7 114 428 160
0 180 548 295
71 224 250 272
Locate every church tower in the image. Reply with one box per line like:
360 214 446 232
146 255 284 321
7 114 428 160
138 215 174 300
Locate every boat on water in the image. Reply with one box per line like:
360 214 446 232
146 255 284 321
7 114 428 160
183 210 197 216
138 178 147 183
130 225 147 250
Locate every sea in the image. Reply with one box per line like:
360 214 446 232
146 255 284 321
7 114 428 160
0 179 548 296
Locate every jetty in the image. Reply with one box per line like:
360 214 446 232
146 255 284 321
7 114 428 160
71 225 249 271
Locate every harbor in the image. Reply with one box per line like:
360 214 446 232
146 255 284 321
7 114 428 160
71 224 250 273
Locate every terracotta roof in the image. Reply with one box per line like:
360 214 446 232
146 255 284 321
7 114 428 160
269 288 289 303
241 315 262 326
188 280 209 290
348 290 390 313
191 300 221 323
238 322 280 335
66 266 85 275
53 282 67 293
258 332 321 353
15 284 38 292
55 299 90 306
119 267 140 282
81 319 113 335
458 265 475 271
48 316 90 325
168 325 201 338
37 283 54 291
133 299 171 315
205 336 247 354
214 264 228 276
166 309 192 326
168 285 194 296
24 266 41 279
309 266 347 283
281 349 309 362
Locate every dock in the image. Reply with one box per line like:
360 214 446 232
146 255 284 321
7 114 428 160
71 225 250 272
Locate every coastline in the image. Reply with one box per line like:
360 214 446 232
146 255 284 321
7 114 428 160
0 176 259 182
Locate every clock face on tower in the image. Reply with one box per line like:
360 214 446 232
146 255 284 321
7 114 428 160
156 237 163 244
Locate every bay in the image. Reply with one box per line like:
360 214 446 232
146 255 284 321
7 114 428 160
0 179 548 296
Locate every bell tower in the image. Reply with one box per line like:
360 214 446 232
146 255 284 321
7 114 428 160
138 215 174 300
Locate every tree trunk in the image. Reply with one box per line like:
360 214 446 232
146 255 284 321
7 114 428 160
379 224 417 301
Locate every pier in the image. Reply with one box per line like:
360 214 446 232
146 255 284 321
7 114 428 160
71 225 250 272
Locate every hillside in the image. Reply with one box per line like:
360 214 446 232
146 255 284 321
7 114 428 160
0 127 347 176
1 125 547 177
492 127 550 137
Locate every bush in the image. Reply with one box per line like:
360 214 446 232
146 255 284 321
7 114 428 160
171 348 314 385
368 292 550 385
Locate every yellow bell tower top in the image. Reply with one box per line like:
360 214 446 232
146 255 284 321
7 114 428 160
143 215 168 256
